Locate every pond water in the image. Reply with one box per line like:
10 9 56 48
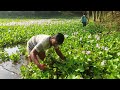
0 46 27 79
4 46 19 56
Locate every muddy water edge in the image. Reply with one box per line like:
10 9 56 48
0 45 28 79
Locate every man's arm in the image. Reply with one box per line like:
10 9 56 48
29 49 45 70
54 46 65 60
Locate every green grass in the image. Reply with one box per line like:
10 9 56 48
0 17 120 79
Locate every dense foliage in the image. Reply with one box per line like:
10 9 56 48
0 18 120 79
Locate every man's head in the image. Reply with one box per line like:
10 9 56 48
50 33 64 46
83 14 85 16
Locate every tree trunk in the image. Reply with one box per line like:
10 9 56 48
94 11 96 22
98 11 101 22
100 11 104 22
99 11 102 22
111 11 114 21
96 11 98 21
86 11 89 22
92 11 94 21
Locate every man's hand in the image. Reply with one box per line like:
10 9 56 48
38 64 47 71
28 55 32 62
29 49 46 70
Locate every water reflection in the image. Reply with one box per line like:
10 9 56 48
0 61 21 79
0 45 27 79
4 46 19 56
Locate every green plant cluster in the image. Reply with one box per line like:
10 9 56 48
0 19 119 79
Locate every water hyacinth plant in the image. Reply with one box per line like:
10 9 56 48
0 17 120 79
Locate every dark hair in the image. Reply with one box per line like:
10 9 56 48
54 33 64 45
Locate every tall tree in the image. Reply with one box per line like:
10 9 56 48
99 11 102 22
94 11 96 22
86 11 89 22
92 11 94 21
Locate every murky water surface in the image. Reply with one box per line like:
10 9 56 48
0 46 27 79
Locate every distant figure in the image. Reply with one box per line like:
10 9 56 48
27 33 65 70
81 14 88 27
